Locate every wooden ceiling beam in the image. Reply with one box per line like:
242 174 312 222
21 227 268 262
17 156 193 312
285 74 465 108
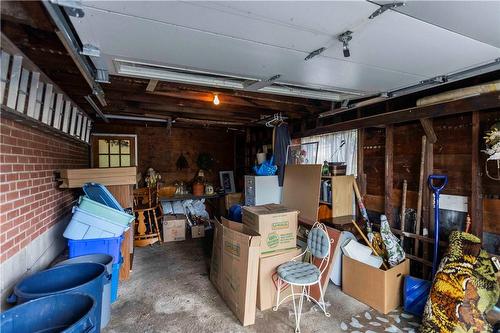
297 92 500 137
102 91 299 118
155 80 330 109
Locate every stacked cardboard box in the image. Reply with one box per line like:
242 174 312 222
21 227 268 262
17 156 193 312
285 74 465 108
210 204 302 326
210 217 261 326
241 204 301 311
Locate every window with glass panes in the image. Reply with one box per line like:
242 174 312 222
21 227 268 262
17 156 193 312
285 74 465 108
93 137 135 168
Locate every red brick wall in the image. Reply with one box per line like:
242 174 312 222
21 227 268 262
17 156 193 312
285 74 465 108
0 118 89 263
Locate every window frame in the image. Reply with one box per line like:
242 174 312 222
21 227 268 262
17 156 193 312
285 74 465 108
91 134 138 168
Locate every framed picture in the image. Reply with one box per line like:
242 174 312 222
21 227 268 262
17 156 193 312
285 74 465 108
286 142 319 165
219 171 235 193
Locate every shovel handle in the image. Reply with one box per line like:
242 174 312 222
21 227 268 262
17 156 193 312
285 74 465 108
428 174 448 193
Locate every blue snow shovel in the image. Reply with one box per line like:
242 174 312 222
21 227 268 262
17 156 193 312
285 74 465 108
403 174 448 316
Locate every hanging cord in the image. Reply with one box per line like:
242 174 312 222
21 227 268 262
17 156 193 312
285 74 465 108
329 139 346 161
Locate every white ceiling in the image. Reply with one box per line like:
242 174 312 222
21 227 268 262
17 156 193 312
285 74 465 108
70 1 500 97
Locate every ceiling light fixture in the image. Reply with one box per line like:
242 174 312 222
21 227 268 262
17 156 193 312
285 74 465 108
213 94 220 105
113 59 363 101
338 31 353 58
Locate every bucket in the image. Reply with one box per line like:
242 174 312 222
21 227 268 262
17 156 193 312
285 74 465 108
403 276 431 316
54 254 113 329
1 293 97 333
7 262 110 330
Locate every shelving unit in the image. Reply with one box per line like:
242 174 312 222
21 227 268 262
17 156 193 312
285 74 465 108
319 175 355 219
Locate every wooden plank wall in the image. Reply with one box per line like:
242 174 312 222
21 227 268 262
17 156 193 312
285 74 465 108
362 110 499 250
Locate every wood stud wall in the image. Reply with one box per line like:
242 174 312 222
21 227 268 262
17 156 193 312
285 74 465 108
359 109 500 260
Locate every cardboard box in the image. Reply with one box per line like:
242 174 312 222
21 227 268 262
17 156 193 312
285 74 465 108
218 217 261 326
210 218 223 292
242 204 298 254
162 215 186 242
257 247 302 311
342 256 410 314
191 225 205 238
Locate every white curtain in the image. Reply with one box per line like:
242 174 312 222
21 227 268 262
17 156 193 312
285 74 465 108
301 130 358 175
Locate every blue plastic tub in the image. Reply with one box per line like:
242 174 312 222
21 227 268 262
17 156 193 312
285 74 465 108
64 206 129 240
7 263 110 330
83 183 124 211
1 293 97 333
111 258 123 303
78 196 134 227
55 254 114 329
68 236 123 264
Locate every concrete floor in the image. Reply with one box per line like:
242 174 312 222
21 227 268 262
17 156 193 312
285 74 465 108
105 239 419 333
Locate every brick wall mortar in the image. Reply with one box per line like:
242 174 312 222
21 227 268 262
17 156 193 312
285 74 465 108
0 118 89 263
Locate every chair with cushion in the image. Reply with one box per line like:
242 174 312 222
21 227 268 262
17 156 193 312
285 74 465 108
274 222 333 333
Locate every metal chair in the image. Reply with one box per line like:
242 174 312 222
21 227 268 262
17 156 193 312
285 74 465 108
273 222 333 333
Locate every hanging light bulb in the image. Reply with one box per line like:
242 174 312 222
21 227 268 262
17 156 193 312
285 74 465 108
213 94 220 105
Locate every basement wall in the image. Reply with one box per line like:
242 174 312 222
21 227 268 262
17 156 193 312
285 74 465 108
0 117 89 308
93 123 236 188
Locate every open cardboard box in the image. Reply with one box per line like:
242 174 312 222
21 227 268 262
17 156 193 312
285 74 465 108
210 217 261 326
342 256 410 314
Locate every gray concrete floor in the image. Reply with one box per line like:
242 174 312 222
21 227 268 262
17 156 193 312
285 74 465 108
105 239 419 333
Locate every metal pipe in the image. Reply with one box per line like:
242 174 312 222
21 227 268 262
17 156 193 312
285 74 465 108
84 95 108 122
105 114 174 123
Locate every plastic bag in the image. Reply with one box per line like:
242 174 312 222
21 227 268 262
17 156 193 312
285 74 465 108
253 155 278 176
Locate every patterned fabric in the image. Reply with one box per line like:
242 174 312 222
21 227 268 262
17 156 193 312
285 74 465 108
421 231 499 333
380 215 405 267
307 227 330 259
277 261 321 285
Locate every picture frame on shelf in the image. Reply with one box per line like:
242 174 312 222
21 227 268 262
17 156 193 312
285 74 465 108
219 171 235 193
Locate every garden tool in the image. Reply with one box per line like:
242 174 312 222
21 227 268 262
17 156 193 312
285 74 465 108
403 174 448 316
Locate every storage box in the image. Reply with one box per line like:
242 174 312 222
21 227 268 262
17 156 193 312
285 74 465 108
78 196 135 227
342 256 410 314
191 225 205 238
162 215 186 242
257 247 302 311
219 217 261 326
64 207 129 240
244 175 281 206
210 218 224 292
68 236 123 264
242 204 298 254
59 167 137 188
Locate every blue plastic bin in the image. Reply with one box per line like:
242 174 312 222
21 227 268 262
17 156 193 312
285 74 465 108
1 293 97 333
69 236 124 264
7 263 109 330
83 183 124 211
111 258 123 303
55 254 114 329
64 207 129 240
78 196 134 227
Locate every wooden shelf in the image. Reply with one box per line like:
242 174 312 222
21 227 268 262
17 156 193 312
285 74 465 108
319 200 331 206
